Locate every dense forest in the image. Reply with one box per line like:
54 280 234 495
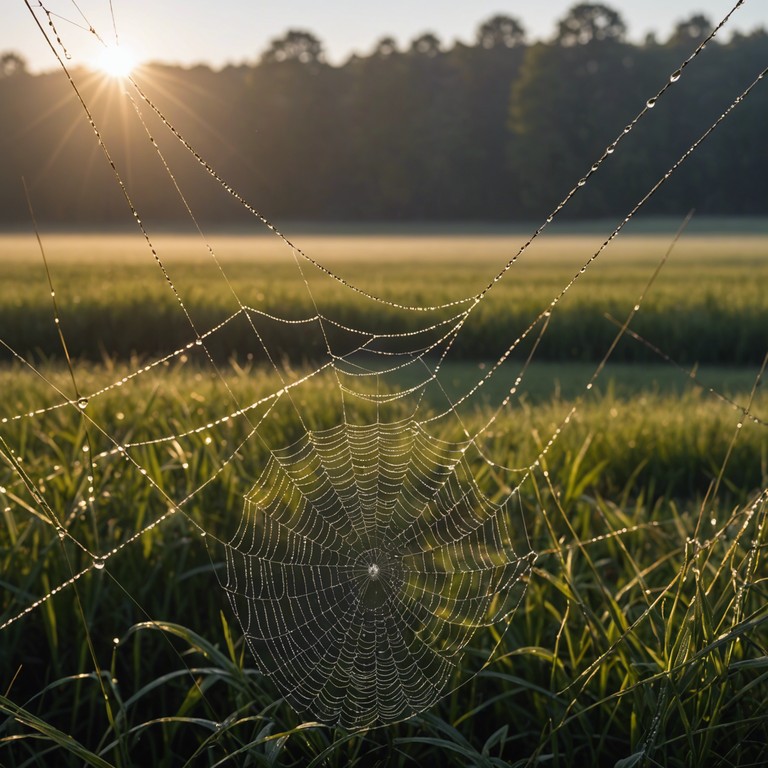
1 3 766 225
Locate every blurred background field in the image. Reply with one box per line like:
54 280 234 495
2 227 767 365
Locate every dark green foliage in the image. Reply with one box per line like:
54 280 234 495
0 12 766 224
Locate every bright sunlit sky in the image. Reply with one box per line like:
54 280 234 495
4 1 766 73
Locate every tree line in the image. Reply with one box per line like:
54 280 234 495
1 3 766 225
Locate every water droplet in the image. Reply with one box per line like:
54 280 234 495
368 563 380 579
57 528 66 540
670 69 681 83
606 144 616 154
77 397 88 410
195 338 203 346
577 178 587 187
646 97 657 109
93 558 105 570
591 163 599 172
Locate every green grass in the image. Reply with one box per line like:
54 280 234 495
1 228 767 765
0 361 766 766
1 232 767 364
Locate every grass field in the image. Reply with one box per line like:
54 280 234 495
1 229 767 765
1 230 767 364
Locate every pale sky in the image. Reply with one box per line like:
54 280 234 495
4 0 766 73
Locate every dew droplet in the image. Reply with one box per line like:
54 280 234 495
606 144 616 154
670 69 681 83
577 178 587 187
646 97 657 109
77 397 89 410
93 558 105 570
195 338 203 346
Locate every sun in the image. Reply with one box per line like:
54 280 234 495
95 45 137 79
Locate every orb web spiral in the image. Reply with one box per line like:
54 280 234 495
223 419 535 728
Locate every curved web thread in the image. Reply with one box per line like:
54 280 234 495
0 0 765 738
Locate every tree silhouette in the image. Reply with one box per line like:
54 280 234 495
668 14 712 46
410 33 442 57
372 37 398 57
476 15 527 49
261 30 325 65
0 52 27 78
556 3 626 46
1 15 767 225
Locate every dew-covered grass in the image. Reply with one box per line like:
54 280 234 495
0 360 766 766
1 225 767 765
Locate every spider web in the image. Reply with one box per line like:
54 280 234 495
0 0 765 737
226 421 533 728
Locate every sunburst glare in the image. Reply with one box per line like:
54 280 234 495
94 45 137 78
